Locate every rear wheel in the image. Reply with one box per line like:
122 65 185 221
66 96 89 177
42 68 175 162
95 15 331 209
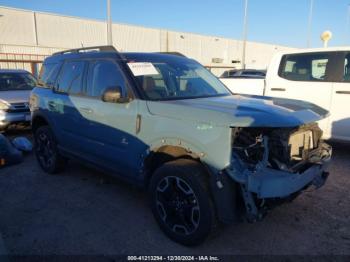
149 159 215 246
34 126 66 174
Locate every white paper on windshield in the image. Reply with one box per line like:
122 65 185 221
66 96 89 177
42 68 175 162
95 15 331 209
127 62 159 76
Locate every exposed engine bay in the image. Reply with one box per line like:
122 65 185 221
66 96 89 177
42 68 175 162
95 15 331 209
227 123 332 222
232 123 330 173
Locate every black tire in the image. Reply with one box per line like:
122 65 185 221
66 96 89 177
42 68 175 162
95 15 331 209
149 159 215 246
34 125 66 174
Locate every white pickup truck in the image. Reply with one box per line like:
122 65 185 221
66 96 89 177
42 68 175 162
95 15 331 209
220 47 350 142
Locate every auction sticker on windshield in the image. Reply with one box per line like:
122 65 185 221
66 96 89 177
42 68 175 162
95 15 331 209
127 62 159 76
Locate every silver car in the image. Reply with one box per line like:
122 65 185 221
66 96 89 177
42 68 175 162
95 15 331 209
0 69 36 131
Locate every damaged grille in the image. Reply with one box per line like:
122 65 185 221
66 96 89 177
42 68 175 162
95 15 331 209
232 123 323 172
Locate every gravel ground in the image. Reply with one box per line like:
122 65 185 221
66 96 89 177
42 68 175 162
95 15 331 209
0 131 349 256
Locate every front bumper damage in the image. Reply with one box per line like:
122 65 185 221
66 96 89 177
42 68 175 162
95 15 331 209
226 136 332 222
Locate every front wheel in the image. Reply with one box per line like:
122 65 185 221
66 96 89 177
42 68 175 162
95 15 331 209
149 159 215 246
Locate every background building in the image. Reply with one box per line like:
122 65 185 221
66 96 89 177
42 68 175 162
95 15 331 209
0 6 297 76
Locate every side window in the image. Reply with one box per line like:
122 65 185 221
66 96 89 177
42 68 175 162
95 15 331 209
86 60 126 98
343 53 350 82
279 53 330 82
311 58 328 79
38 63 61 87
56 61 85 94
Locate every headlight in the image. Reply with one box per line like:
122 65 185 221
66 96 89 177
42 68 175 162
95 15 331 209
0 100 10 111
29 95 38 111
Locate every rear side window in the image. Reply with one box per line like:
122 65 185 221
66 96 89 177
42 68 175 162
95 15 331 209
86 60 126 98
343 53 350 82
38 63 61 88
279 53 331 82
56 61 85 95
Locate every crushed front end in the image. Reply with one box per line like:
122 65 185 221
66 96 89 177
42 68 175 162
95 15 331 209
226 123 332 222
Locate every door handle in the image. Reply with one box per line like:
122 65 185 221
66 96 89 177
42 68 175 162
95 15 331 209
270 88 286 91
336 91 350 95
79 107 93 114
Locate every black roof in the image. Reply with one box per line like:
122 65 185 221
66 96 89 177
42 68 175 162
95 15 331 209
44 45 189 64
45 51 190 64
44 50 121 63
52 45 117 56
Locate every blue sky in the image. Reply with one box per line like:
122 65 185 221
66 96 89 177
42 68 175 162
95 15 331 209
0 0 349 48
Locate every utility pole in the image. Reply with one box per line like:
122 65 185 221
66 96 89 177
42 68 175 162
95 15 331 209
307 0 314 47
241 0 248 69
107 0 113 45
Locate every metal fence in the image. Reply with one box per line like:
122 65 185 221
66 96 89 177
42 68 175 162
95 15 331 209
0 52 48 76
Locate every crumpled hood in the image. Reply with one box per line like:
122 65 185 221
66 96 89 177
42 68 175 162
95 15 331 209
0 90 31 104
146 94 329 127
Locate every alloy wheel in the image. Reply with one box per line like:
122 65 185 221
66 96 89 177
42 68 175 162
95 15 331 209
156 176 201 235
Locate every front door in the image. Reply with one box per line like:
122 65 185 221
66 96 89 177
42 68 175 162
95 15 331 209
78 59 146 176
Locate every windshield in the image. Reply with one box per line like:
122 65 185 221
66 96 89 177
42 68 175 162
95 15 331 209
128 58 231 100
0 73 37 91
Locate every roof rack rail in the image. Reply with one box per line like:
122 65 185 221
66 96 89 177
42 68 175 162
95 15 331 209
157 52 187 57
53 45 118 56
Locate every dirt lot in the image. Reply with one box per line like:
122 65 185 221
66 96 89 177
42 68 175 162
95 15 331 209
0 131 349 256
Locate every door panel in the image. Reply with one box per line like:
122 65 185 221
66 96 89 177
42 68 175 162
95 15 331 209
50 60 88 150
330 83 350 141
81 59 147 176
58 95 94 155
80 98 146 176
329 52 350 141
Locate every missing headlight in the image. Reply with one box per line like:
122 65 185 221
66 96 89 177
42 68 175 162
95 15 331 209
232 123 323 172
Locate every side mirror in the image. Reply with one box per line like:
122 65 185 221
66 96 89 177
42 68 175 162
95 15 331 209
102 86 129 103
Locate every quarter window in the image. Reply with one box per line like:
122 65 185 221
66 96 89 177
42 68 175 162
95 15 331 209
279 53 330 82
56 61 85 94
38 63 61 87
86 60 126 98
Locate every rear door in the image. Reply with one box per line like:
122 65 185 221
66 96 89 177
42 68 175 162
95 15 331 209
329 52 350 141
50 60 89 152
265 52 336 138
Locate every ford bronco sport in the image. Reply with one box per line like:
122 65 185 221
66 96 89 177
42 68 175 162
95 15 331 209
30 46 332 246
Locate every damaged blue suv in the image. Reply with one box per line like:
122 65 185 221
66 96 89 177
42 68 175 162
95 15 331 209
30 46 332 246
